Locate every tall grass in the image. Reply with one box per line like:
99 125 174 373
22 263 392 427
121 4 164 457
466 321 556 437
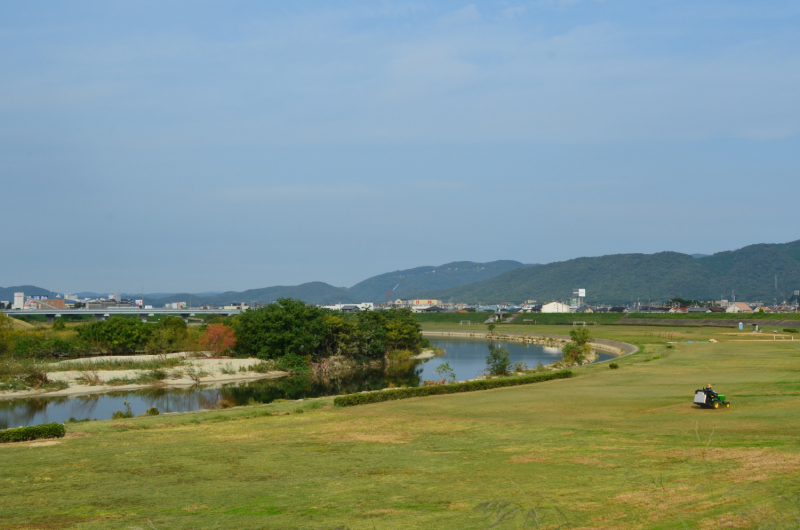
49 357 187 372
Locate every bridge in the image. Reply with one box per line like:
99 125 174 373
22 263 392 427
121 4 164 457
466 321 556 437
1 308 242 323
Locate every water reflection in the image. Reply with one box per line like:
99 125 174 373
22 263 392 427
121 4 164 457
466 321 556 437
0 339 613 428
0 361 425 428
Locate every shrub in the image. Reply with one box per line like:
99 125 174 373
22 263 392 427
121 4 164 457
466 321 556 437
51 319 66 331
609 363 619 369
666 344 675 349
486 344 512 376
24 366 50 388
146 407 159 416
145 316 190 354
277 353 311 373
433 362 456 383
76 317 152 354
783 328 799 334
334 370 574 407
0 422 66 444
652 355 660 360
199 324 236 354
112 400 134 419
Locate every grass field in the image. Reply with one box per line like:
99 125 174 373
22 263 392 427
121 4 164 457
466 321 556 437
2 326 800 529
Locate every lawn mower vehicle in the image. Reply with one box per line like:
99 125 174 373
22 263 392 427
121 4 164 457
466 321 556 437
694 385 730 409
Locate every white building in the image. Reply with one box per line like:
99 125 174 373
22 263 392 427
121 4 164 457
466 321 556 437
726 302 753 313
13 292 24 310
322 302 374 311
541 301 571 313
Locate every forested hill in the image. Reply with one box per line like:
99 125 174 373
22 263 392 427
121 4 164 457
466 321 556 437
422 240 800 304
0 285 55 303
346 260 530 302
149 260 530 306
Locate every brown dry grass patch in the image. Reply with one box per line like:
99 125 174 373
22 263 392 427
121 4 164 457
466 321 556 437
570 457 617 468
25 440 62 447
508 452 548 463
110 422 135 428
698 513 752 529
647 447 800 483
338 432 411 444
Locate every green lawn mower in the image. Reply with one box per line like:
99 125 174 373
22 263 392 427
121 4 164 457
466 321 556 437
694 386 730 409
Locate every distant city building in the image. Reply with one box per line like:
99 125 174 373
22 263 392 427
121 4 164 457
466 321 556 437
412 299 441 306
726 302 753 313
541 302 570 313
164 302 188 309
322 303 374 312
13 292 24 310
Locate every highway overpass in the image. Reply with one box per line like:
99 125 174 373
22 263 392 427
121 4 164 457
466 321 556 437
1 308 242 323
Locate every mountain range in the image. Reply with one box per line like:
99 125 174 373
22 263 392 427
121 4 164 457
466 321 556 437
147 260 530 306
4 240 799 306
426 241 800 304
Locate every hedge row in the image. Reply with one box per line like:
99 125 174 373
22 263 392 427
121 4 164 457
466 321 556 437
334 370 574 407
0 422 66 443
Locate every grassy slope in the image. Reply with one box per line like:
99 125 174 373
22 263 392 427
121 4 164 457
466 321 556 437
2 326 800 529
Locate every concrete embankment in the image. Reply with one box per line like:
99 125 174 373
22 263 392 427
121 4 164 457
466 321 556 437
420 329 637 360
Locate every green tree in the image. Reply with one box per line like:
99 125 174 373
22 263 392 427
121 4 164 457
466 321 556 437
434 361 456 383
485 344 511 376
51 319 66 331
76 317 152 354
233 298 330 360
562 327 592 366
146 316 190 354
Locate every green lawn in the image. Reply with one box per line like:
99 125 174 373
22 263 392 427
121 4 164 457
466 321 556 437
2 328 800 529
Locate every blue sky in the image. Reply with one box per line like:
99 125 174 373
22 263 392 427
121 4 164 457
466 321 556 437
2 1 799 293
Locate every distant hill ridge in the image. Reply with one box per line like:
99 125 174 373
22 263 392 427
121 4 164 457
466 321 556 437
150 260 530 306
8 240 800 306
3 260 527 306
0 285 55 303
422 240 800 304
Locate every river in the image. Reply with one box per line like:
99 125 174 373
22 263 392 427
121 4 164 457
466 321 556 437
0 339 612 428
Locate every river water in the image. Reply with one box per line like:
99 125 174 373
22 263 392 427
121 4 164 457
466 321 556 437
0 339 612 428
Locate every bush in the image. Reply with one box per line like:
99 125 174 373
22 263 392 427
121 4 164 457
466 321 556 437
276 353 311 373
51 319 66 331
486 344 512 376
112 400 134 419
609 363 619 369
334 370 573 407
783 328 799 334
76 317 152 354
199 324 236 354
666 344 675 349
0 422 66 444
146 407 159 416
433 362 456 383
145 316 190 354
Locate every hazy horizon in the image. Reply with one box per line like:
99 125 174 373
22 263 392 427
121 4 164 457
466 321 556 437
3 1 799 292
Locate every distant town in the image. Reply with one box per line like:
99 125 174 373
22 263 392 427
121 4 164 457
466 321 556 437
3 288 798 318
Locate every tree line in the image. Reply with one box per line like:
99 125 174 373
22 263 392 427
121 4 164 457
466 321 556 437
0 299 426 370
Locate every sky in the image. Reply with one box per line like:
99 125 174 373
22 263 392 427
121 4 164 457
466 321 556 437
2 1 800 293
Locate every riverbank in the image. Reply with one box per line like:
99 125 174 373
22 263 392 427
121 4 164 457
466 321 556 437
420 329 636 364
0 354 289 400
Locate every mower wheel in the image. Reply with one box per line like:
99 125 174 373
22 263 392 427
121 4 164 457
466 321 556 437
726 403 730 408
714 403 719 409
